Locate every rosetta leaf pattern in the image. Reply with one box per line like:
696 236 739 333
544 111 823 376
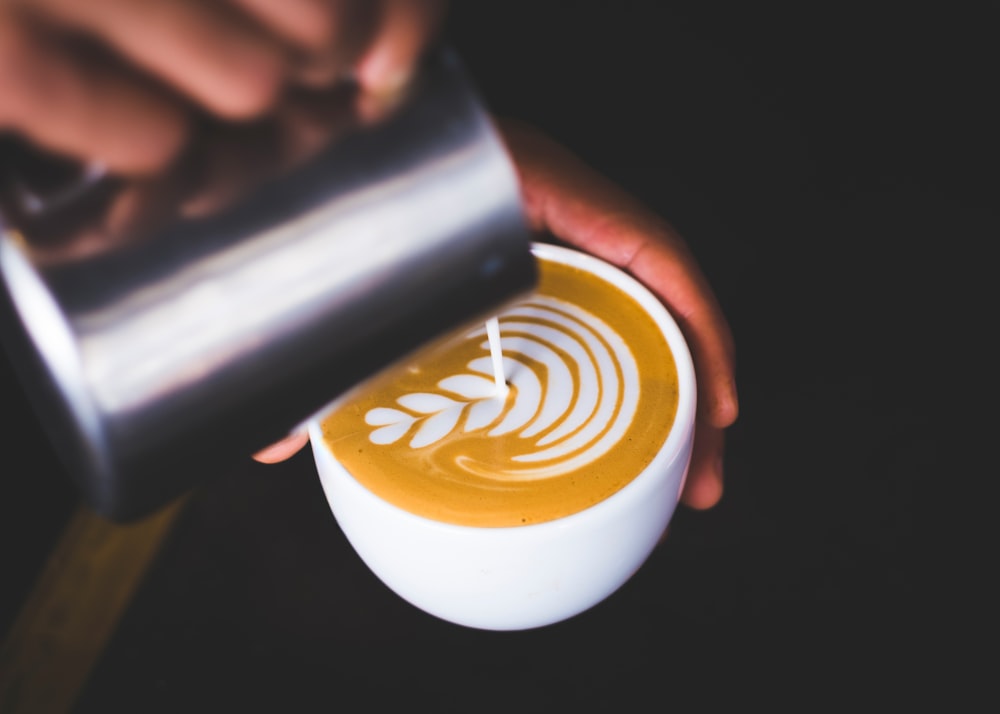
367 374 499 448
398 393 458 414
411 406 464 448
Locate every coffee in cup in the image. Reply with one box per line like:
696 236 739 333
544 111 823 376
309 241 696 630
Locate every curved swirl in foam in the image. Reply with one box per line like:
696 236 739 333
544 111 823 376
362 294 639 482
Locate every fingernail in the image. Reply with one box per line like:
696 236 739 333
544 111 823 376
371 66 413 97
360 51 414 97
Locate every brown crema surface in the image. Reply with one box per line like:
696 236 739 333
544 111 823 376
320 254 678 527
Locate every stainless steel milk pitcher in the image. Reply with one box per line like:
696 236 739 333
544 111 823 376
0 48 536 521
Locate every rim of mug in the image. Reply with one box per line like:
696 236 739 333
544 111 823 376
309 240 697 534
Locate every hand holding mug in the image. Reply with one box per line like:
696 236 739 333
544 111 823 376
498 119 739 510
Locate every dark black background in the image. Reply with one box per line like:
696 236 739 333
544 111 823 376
2 2 995 710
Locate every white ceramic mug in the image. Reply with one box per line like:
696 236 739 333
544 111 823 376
308 243 696 630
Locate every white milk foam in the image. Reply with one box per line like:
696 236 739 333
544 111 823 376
363 295 639 482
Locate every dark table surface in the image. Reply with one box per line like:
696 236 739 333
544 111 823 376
2 3 994 710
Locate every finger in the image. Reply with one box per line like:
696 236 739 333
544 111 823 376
227 0 371 88
227 0 353 52
0 14 189 173
501 119 739 431
26 0 288 119
680 418 725 510
228 0 377 88
252 431 310 464
625 234 739 430
356 0 448 95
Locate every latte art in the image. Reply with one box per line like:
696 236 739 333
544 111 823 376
365 295 640 482
321 252 679 527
